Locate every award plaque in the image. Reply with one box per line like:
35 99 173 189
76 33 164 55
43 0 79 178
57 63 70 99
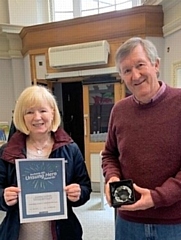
109 179 135 208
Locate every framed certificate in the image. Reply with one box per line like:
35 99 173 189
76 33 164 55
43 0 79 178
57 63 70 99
15 158 67 223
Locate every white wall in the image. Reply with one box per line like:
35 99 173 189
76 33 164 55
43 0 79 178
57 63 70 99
0 58 26 124
0 0 9 23
8 0 50 26
146 36 165 81
11 58 26 102
161 0 181 86
24 54 32 87
144 0 181 87
164 30 181 86
0 0 50 127
0 59 15 124
0 0 51 125
0 24 26 125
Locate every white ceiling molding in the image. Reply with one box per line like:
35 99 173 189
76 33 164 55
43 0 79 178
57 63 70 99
161 0 181 36
163 17 181 37
0 24 23 59
0 23 23 34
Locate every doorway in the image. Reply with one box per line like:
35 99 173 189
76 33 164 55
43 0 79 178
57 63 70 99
61 82 85 157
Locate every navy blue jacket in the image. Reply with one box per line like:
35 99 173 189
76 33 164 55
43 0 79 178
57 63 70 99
0 127 92 240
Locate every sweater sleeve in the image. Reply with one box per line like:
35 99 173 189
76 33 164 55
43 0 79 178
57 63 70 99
151 171 181 208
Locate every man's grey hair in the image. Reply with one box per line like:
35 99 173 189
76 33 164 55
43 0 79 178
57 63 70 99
115 37 160 76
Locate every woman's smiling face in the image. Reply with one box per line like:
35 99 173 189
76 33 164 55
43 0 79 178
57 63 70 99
119 44 160 104
24 103 54 135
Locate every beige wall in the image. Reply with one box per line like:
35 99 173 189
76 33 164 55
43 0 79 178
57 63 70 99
0 0 51 125
0 58 25 124
0 0 9 23
162 0 181 85
8 0 50 26
0 24 25 124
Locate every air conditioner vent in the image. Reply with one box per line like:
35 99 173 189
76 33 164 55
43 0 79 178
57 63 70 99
48 40 110 69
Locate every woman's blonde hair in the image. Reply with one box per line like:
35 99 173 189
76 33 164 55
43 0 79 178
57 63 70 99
13 85 61 135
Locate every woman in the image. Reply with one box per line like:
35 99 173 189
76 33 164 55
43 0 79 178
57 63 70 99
0 85 92 240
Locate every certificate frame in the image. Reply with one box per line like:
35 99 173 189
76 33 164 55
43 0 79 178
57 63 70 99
15 158 67 223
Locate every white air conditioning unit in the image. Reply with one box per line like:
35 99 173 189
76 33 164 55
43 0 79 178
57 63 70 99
48 40 110 69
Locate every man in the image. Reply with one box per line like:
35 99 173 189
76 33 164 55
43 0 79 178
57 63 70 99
102 37 181 240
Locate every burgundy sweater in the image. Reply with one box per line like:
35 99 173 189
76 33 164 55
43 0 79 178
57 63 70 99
102 84 181 224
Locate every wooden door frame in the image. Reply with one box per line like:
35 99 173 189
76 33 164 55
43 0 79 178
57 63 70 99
83 81 125 176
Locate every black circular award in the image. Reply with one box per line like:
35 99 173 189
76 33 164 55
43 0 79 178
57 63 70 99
109 179 135 208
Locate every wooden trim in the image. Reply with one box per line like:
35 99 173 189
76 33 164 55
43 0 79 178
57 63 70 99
20 5 162 36
89 143 106 153
83 85 91 175
30 55 37 85
20 5 163 55
114 82 125 102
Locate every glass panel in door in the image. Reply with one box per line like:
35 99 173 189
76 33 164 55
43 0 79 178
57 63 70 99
89 83 114 142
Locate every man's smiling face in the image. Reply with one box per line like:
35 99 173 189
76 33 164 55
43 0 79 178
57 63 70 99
119 44 160 104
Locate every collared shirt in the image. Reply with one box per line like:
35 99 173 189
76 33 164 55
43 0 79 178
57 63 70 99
133 81 166 104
